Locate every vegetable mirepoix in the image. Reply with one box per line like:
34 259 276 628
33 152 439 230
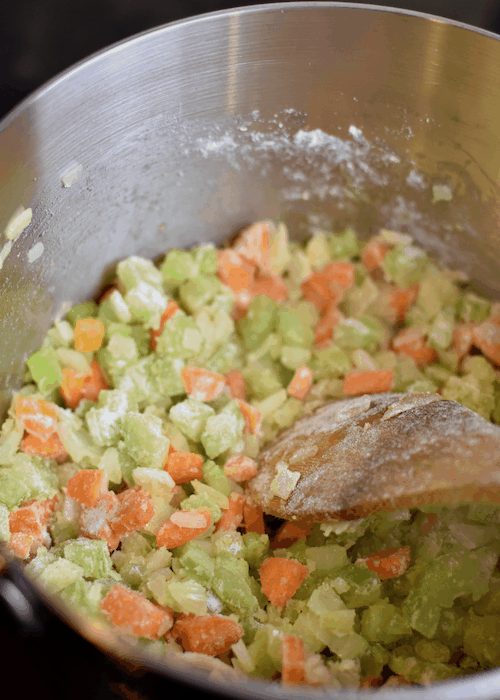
4 220 500 689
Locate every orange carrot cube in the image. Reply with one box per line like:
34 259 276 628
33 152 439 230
392 328 437 366
259 557 309 609
15 396 58 440
79 491 120 551
301 272 343 313
271 520 313 550
100 585 173 639
150 301 180 351
110 486 154 537
217 249 256 292
237 400 263 436
314 304 342 345
215 493 246 532
66 469 107 508
164 452 204 484
172 613 244 655
223 455 258 482
9 532 35 559
20 431 69 463
233 221 272 273
472 317 500 366
181 367 226 402
361 239 391 273
281 634 306 684
287 365 313 401
357 546 411 580
252 273 288 303
225 370 247 401
74 318 105 352
342 369 395 396
156 508 212 549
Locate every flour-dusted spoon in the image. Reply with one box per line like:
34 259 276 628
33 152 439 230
247 393 500 522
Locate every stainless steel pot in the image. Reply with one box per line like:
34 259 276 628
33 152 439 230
2 2 500 697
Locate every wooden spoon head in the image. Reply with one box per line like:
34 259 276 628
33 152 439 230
247 393 500 522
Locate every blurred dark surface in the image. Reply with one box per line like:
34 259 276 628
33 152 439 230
1 0 500 121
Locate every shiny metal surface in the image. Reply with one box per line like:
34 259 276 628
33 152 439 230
2 2 500 698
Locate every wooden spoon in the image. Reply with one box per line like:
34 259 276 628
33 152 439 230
247 393 500 522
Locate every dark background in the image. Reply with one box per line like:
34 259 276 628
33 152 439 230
1 0 500 120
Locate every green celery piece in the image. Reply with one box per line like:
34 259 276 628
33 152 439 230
180 493 222 524
212 551 258 614
26 344 63 394
63 538 112 579
238 296 279 352
169 398 215 442
414 639 451 663
0 417 23 465
389 652 464 684
447 522 498 550
382 244 427 287
268 222 291 275
394 354 423 392
179 275 222 314
50 511 79 546
47 320 74 348
105 323 150 358
118 357 163 408
191 480 229 510
417 265 459 320
124 281 168 328
473 581 500 615
85 390 132 447
436 608 465 646
38 558 85 594
467 503 500 526
269 398 303 431
205 341 243 375
441 374 494 420
305 545 348 572
117 255 164 293
428 308 455 350
149 356 185 397
338 564 382 609
178 542 214 586
330 227 359 260
194 243 218 275
166 578 208 616
242 360 283 400
0 453 59 508
106 290 131 323
60 578 104 614
280 346 311 370
307 580 346 615
334 316 385 352
58 412 104 467
424 363 454 387
120 531 152 557
160 249 197 285
66 301 98 325
116 555 146 588
24 546 58 578
310 345 352 380
463 355 497 383
248 626 282 678
457 292 491 324
247 332 282 365
201 460 232 497
360 643 390 678
287 248 312 286
99 334 139 385
306 231 331 269
277 307 314 349
201 401 244 459
292 611 326 654
285 300 320 328
155 314 205 359
242 532 270 570
121 412 170 470
345 275 379 318
0 504 10 541
360 601 412 643
328 633 368 659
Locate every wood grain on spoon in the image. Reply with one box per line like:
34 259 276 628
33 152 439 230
247 393 500 522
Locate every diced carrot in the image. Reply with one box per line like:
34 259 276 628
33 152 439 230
453 323 478 360
243 497 266 535
60 360 108 409
223 455 258 482
343 369 395 396
287 365 313 401
168 443 177 456
281 634 306 684
225 370 247 401
361 238 391 273
271 520 313 551
172 613 244 655
237 400 263 436
323 261 355 292
74 318 105 352
232 287 255 321
150 301 180 351
156 508 212 549
383 676 412 687
9 500 50 539
385 284 419 323
20 431 69 462
181 367 226 402
252 273 288 303
9 532 35 559
101 585 173 639
301 271 343 314
66 469 107 508
259 557 309 609
472 317 500 366
215 493 246 532
360 676 384 688
357 546 411 580
314 304 342 345
15 396 58 440
217 249 256 292
233 221 272 273
314 338 333 351
392 328 437 366
164 452 204 485
420 513 438 534
110 486 155 536
79 491 120 551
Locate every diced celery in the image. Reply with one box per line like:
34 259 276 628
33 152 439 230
63 538 112 579
247 333 282 365
305 545 347 573
99 334 139 384
292 610 326 653
47 320 74 348
287 248 312 286
360 643 390 678
310 345 352 380
179 275 222 314
277 307 314 349
170 398 215 442
268 398 303 431
155 314 205 359
334 316 385 352
59 577 101 613
242 360 283 400
360 601 411 643
57 347 92 374
0 504 10 542
306 231 331 269
213 530 245 559
149 356 185 397
133 467 175 499
414 639 450 663
415 266 459 321
242 533 270 570
328 633 368 660
457 292 491 324
338 564 382 608
286 300 320 328
178 542 214 586
382 244 427 287
212 551 258 614
253 389 288 419
124 281 168 329
191 480 229 510
307 580 346 616
205 341 243 375
0 453 59 508
97 447 122 484
167 578 208 615
0 417 23 466
121 412 170 470
85 390 131 447
66 301 98 325
427 308 455 350
107 289 131 323
26 344 62 394
194 243 218 275
180 493 222 524
268 222 291 275
50 511 79 546
441 374 494 420
238 296 279 352
330 227 359 260
201 401 244 459
117 357 162 408
201 460 232 497
280 346 311 370
58 411 104 467
38 558 84 594
117 255 164 293
463 355 497 383
160 249 197 285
